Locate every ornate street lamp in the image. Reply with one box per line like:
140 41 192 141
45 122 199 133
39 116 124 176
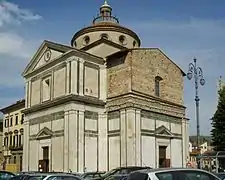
187 57 205 169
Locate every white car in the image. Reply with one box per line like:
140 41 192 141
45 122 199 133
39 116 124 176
126 168 220 180
42 174 82 180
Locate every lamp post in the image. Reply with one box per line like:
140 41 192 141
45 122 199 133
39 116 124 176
187 57 205 169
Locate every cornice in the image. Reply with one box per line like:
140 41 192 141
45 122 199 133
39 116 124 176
22 95 105 114
106 92 186 118
0 99 25 114
71 24 141 47
24 50 104 79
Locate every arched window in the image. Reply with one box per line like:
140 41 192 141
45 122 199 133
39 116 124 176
155 76 163 97
83 36 90 45
119 35 126 45
100 33 109 40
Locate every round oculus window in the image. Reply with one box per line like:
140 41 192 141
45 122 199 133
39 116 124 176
119 35 126 45
44 49 51 62
83 36 90 45
100 33 109 40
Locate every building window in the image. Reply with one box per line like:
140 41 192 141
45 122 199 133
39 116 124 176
83 36 90 45
100 33 109 40
4 136 8 146
4 118 8 128
42 78 51 102
21 114 24 124
15 115 18 125
13 156 16 164
155 76 163 97
119 35 126 45
9 133 12 146
10 117 13 126
13 135 15 146
73 41 77 47
133 40 136 47
20 156 22 172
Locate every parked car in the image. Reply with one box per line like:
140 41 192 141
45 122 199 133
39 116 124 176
104 174 128 180
93 166 152 180
10 173 81 180
42 174 83 180
215 173 225 180
0 171 15 180
81 172 106 179
126 168 220 180
9 173 48 180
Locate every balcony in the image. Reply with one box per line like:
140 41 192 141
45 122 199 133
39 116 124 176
8 145 23 151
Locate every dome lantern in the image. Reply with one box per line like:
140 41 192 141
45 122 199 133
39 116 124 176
93 0 119 24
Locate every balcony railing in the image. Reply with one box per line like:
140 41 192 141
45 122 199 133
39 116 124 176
93 15 119 24
8 145 23 151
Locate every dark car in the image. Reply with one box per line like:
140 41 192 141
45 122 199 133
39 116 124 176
81 172 106 179
104 174 128 180
92 166 152 180
215 173 225 180
0 171 15 180
9 174 47 180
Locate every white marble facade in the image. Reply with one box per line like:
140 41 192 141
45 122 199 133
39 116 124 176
22 1 189 173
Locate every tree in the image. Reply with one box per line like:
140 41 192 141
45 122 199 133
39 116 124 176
211 86 225 151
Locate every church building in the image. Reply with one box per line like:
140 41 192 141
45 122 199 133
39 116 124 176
22 1 189 172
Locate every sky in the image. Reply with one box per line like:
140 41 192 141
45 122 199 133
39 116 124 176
0 0 225 135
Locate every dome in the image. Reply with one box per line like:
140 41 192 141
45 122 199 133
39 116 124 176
71 1 141 50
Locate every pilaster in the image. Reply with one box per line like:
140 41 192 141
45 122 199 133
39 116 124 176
78 110 85 172
66 60 71 95
99 64 107 101
98 112 107 171
120 109 127 166
120 108 141 166
64 111 69 171
68 110 78 171
71 59 78 95
182 118 189 167
79 59 84 96
126 108 136 165
25 81 29 108
22 118 29 171
135 109 141 166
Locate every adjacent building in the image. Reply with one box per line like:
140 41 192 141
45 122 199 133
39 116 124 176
0 118 3 168
22 1 189 172
0 100 25 172
188 137 213 168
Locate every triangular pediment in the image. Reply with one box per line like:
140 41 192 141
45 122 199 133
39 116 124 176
36 127 53 140
22 40 75 77
155 125 173 136
81 38 127 58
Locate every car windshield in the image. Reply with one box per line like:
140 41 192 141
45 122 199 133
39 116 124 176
81 174 93 179
127 172 149 180
28 175 47 180
102 170 119 178
0 172 15 180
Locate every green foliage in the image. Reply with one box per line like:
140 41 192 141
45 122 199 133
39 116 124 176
211 86 225 151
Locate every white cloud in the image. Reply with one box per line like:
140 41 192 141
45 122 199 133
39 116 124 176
0 0 41 26
126 18 225 135
0 32 33 58
0 0 41 107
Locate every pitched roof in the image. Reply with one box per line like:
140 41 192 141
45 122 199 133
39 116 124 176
107 48 186 76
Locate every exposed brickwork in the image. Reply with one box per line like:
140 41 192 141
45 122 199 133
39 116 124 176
107 48 185 106
107 53 132 97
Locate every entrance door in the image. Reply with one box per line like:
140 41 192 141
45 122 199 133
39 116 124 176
159 146 167 168
42 146 49 172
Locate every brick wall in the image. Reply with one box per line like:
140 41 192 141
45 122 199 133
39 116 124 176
107 49 185 105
